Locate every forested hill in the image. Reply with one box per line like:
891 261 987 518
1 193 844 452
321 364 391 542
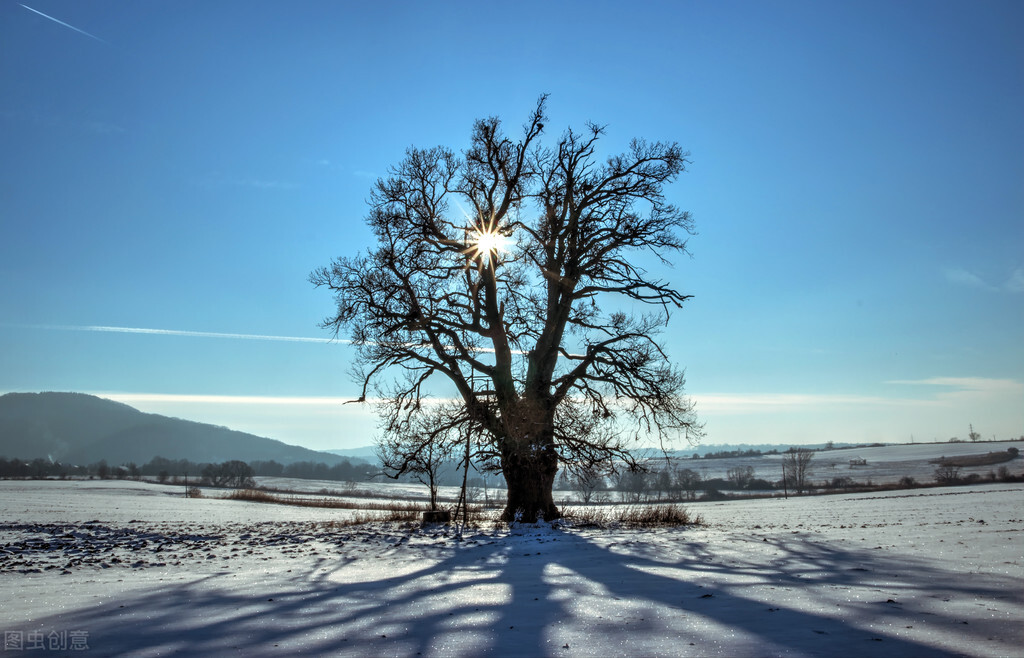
0 392 348 466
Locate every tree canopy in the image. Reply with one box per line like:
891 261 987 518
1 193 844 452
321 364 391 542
311 96 702 521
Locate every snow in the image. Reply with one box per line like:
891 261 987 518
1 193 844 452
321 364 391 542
663 440 1024 487
1 479 1022 657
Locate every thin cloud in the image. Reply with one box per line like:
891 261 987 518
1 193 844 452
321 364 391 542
944 267 993 290
1004 268 1024 293
887 377 1023 394
24 324 340 344
694 392 922 415
13 323 521 355
945 266 1024 293
96 393 363 406
20 4 108 44
698 377 1023 415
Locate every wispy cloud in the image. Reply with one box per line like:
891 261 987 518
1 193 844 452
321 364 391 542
22 324 341 344
887 376 1023 395
95 393 361 406
11 323 520 355
20 4 108 44
1004 268 1024 293
694 392 921 415
697 377 1023 415
944 267 993 290
945 266 1024 293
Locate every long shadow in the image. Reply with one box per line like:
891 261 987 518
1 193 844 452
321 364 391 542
7 524 1019 656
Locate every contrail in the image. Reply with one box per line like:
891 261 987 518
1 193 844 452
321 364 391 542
9 322 552 356
22 324 341 344
20 4 108 44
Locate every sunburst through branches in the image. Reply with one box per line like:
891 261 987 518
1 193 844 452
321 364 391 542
463 219 509 268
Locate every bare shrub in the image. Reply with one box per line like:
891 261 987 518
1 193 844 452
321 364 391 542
226 488 425 513
562 504 702 528
934 465 961 485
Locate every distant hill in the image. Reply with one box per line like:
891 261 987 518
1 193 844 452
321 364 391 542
0 392 349 467
324 446 377 463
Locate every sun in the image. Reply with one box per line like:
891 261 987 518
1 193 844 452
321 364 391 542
474 229 507 258
468 226 509 266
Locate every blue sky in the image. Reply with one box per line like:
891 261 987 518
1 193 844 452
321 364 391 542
2 0 1021 452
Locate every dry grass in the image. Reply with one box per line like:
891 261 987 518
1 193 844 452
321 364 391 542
560 504 703 528
226 488 424 513
931 450 1019 468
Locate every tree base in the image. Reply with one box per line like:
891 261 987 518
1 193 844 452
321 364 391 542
421 510 451 524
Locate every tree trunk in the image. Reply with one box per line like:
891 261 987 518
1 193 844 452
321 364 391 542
499 442 560 523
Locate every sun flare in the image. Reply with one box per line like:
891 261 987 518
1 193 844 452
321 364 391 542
475 229 507 257
468 226 508 266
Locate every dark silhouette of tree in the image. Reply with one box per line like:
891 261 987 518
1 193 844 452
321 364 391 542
202 460 255 488
311 96 702 521
673 467 702 501
783 447 814 494
563 464 605 504
934 464 961 484
727 465 755 489
615 468 651 503
376 400 461 511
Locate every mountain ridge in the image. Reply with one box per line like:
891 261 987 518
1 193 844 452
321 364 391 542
0 392 349 466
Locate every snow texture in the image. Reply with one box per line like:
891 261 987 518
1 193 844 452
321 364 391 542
1 479 1021 657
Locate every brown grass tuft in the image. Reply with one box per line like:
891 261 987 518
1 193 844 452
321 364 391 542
561 504 703 528
226 488 424 513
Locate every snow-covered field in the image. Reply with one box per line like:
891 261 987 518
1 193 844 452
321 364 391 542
1 479 1021 657
667 440 1024 486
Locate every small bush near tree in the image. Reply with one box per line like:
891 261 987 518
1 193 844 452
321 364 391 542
934 465 961 485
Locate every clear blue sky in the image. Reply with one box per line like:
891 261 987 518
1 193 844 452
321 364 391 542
2 0 1021 451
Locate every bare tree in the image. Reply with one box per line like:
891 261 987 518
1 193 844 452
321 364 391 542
202 460 255 488
311 97 702 521
564 464 605 504
616 468 651 503
673 467 702 501
783 448 814 494
933 464 961 485
727 465 755 490
375 401 462 511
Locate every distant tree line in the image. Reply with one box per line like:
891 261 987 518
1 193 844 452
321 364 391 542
689 448 780 460
0 454 375 486
4 443 1020 500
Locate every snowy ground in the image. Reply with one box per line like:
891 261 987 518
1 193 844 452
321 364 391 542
1 480 1021 657
667 440 1024 487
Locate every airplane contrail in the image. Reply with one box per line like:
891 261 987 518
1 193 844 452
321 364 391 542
20 4 108 44
22 324 341 344
9 322 553 356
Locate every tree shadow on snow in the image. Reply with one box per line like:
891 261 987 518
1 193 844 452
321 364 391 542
15 524 1016 657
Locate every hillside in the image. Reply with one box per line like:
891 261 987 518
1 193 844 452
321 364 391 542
0 392 347 466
